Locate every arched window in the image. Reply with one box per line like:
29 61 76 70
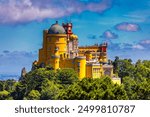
104 70 111 76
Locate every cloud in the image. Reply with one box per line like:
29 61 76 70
100 30 118 39
126 39 150 50
138 39 150 49
106 40 145 51
0 51 37 65
107 42 132 51
132 44 144 50
0 0 113 24
0 51 37 74
119 40 150 50
121 43 133 49
3 50 10 54
107 41 150 62
115 22 141 32
139 39 150 45
121 43 145 50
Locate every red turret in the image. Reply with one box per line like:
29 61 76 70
99 43 107 52
62 23 73 36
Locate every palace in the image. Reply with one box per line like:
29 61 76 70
37 21 120 84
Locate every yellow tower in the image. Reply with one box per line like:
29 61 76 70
74 56 86 80
50 49 60 70
38 21 67 67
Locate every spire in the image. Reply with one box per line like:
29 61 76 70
56 21 58 24
19 67 27 81
21 67 27 77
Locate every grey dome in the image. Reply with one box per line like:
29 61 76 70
48 21 66 34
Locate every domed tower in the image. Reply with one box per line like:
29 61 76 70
48 21 66 34
38 21 67 69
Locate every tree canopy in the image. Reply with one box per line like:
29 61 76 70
0 58 150 100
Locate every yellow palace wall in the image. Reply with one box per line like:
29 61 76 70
37 23 121 85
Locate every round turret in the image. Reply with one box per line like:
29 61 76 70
48 21 66 34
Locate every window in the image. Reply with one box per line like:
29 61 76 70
104 70 111 76
93 68 100 73
93 68 101 78
78 62 80 67
56 38 59 42
48 47 51 51
55 46 59 51
47 37 51 42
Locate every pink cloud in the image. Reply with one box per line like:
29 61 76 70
115 22 141 32
100 30 118 39
139 39 150 49
0 0 113 24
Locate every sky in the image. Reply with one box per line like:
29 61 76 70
0 0 150 76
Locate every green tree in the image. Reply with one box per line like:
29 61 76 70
11 82 26 100
2 58 149 100
136 78 150 99
26 90 41 100
40 79 62 100
0 81 4 91
0 90 10 100
122 77 138 99
134 61 150 79
24 68 56 93
56 77 128 100
4 79 16 92
56 68 78 84
113 56 120 74
113 58 135 79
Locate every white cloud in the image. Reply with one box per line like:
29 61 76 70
139 39 150 49
0 51 37 74
132 44 145 50
100 30 118 39
140 39 150 45
0 0 113 24
115 22 141 32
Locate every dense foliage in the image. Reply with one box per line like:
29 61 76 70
0 58 150 100
113 57 150 99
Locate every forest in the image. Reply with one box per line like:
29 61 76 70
0 57 150 100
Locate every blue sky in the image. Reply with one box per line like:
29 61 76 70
0 0 150 76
